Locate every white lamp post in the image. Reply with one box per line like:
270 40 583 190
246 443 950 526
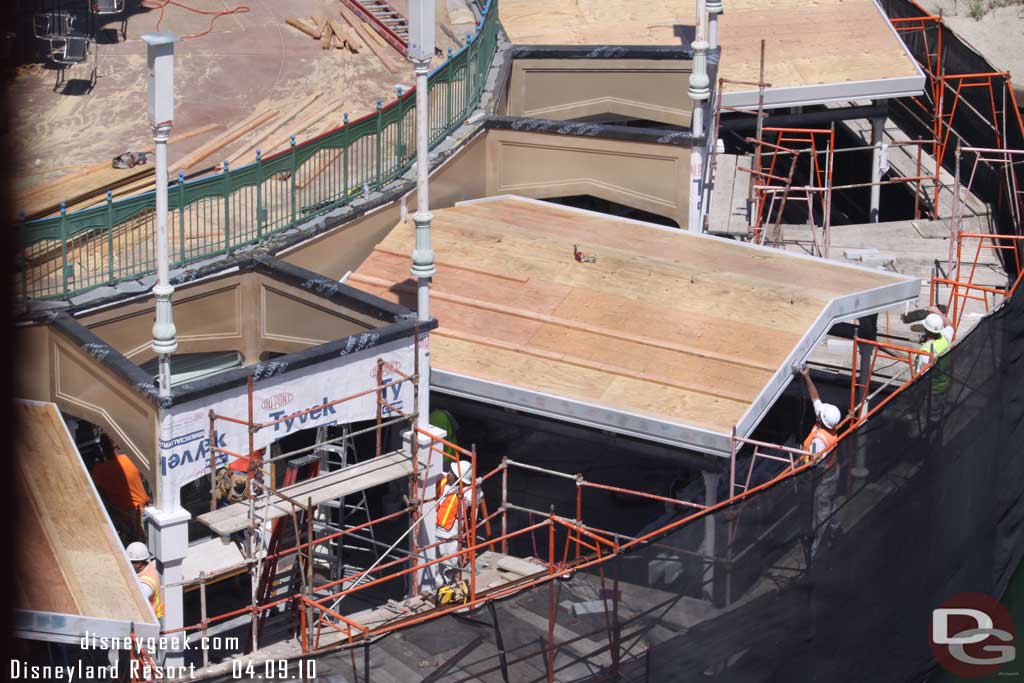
407 0 444 594
688 0 710 235
141 33 191 669
142 31 179 399
408 0 436 429
706 0 723 51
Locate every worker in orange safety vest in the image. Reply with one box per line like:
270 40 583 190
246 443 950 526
798 365 841 466
798 365 843 558
91 434 151 542
434 461 484 579
127 542 164 620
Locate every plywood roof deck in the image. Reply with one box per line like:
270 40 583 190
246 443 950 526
500 0 924 108
351 197 919 455
15 401 157 639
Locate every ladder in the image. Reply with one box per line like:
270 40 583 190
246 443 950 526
251 453 321 649
312 424 379 597
343 0 408 50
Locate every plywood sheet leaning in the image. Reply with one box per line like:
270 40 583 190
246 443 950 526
14 401 155 627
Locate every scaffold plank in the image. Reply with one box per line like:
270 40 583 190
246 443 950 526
197 449 422 536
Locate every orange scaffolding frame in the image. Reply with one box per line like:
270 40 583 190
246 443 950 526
930 231 1024 338
889 4 1024 218
745 127 835 251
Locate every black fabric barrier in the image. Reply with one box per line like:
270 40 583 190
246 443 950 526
242 279 1024 683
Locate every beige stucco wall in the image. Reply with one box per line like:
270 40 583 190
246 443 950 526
77 270 379 365
484 129 690 226
507 59 694 127
13 269 394 486
281 126 690 275
42 325 157 485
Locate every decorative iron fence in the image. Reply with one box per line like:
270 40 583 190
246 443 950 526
18 0 499 301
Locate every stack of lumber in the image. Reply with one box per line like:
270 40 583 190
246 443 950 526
287 7 405 73
287 17 359 51
337 4 405 73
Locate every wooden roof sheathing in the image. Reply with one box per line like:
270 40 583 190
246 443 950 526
351 197 920 455
500 0 925 109
14 401 157 641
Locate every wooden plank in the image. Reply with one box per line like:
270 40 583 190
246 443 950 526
263 99 341 157
339 5 400 73
313 16 328 38
18 123 222 219
321 20 333 49
295 148 342 189
286 17 320 39
176 108 279 175
335 16 364 51
226 92 323 167
329 19 357 52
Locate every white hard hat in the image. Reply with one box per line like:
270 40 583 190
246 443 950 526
126 542 151 563
450 460 472 484
818 403 842 430
924 313 945 334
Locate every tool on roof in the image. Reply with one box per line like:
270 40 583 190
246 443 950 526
573 244 597 263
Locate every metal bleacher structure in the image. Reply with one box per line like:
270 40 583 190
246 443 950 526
17 0 498 302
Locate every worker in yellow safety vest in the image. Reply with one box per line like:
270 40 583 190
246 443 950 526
913 307 954 394
434 461 482 578
127 542 164 620
798 365 841 466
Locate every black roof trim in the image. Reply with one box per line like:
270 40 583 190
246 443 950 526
511 44 696 60
485 115 698 146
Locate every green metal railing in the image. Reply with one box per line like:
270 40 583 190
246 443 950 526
19 0 499 301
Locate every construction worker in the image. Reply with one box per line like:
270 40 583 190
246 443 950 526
798 366 841 465
90 434 151 542
127 542 164 621
434 461 481 579
798 366 843 558
913 307 954 380
214 451 251 508
429 408 460 457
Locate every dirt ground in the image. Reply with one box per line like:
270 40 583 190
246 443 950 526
9 0 478 198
